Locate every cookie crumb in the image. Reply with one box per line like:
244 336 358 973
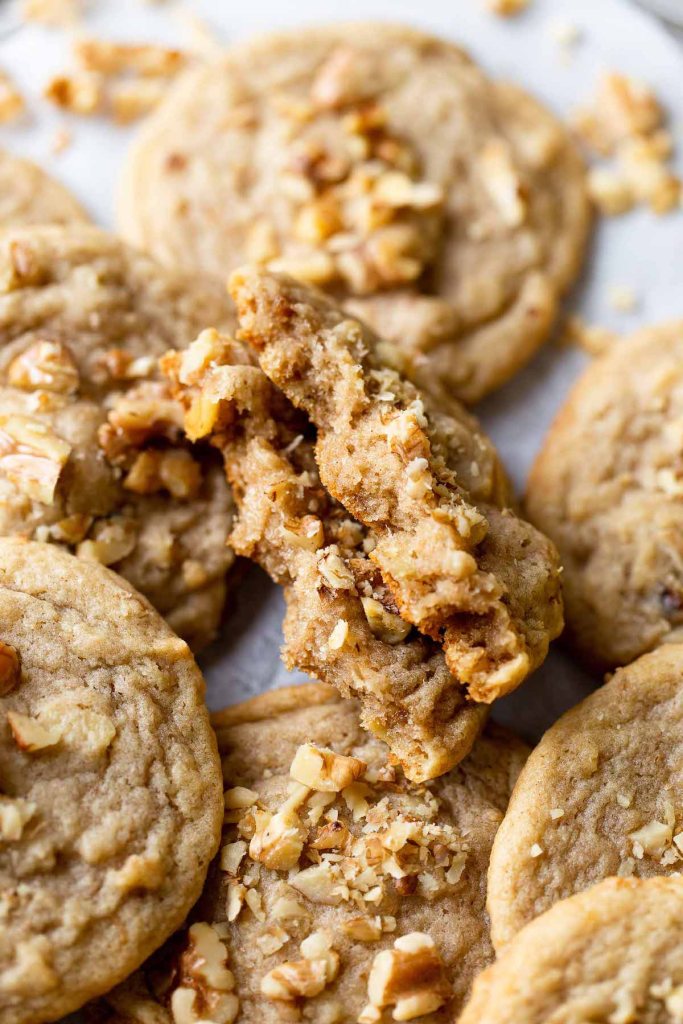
0 70 26 124
560 315 618 357
484 0 530 15
529 843 544 858
20 0 82 26
549 808 564 820
607 284 638 313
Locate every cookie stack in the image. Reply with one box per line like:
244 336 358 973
1 20 682 1024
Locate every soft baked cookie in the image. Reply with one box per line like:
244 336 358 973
97 683 529 1024
459 877 683 1024
0 150 88 229
163 333 489 781
0 538 223 1024
487 645 683 949
230 269 564 702
527 321 683 670
118 23 590 404
0 224 238 649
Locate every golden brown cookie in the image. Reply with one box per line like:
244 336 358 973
0 538 223 1024
97 683 529 1024
0 224 237 650
162 331 489 782
118 23 590 404
0 150 88 230
487 645 683 949
230 269 564 703
527 320 683 670
459 877 683 1024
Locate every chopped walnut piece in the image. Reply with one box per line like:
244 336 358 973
0 70 25 124
290 742 366 792
124 448 202 500
76 517 137 567
361 596 411 645
261 930 339 1002
587 167 635 216
44 73 103 115
0 414 71 505
20 0 82 26
74 38 186 77
171 922 239 1024
249 807 306 871
630 819 672 858
111 78 166 124
485 0 529 13
317 548 356 590
8 340 80 395
366 932 451 1021
341 916 382 942
7 711 61 752
560 315 617 357
282 515 325 552
224 786 259 810
478 139 528 228
0 642 20 696
0 796 35 842
328 618 349 650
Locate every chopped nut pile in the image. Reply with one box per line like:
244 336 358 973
573 72 681 216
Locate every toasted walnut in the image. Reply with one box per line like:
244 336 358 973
290 742 366 792
317 548 356 590
98 384 185 461
272 895 311 927
246 218 281 263
249 807 305 871
37 701 116 758
220 840 247 876
485 0 529 13
75 38 186 77
0 796 35 841
282 515 325 551
0 414 71 505
366 933 451 1021
124 448 202 500
310 820 350 851
44 72 103 114
110 852 164 892
630 820 673 858
0 70 25 124
224 786 259 810
7 711 61 752
0 642 20 696
1 937 58 996
8 340 79 395
256 926 290 957
290 862 347 906
261 930 339 1002
76 517 138 567
170 986 238 1024
328 618 349 650
111 78 166 124
20 0 81 26
586 167 635 216
478 139 527 227
341 916 382 942
360 597 411 645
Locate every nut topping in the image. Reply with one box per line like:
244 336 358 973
7 711 61 752
366 932 451 1021
0 641 20 696
0 414 71 505
8 340 79 394
290 743 366 792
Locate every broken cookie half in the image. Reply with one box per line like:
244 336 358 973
229 269 563 703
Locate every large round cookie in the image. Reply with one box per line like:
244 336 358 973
99 683 529 1024
0 150 88 230
118 23 590 404
0 539 223 1024
527 321 683 670
487 645 683 949
0 224 237 649
459 877 683 1024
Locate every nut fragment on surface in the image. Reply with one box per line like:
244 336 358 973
0 641 20 696
0 69 25 124
0 795 35 841
170 921 239 1024
361 596 411 645
44 73 103 115
0 415 72 505
248 807 305 870
7 710 61 752
484 0 529 13
20 0 82 26
366 932 451 1020
290 742 366 792
261 930 339 1002
8 340 80 394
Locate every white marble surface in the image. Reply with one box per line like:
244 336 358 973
1 0 682 741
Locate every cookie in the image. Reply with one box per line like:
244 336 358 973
459 877 683 1024
118 23 590 404
0 224 237 649
230 269 564 703
0 538 223 1024
527 320 683 670
0 150 88 230
163 331 489 781
487 645 683 948
98 683 529 1024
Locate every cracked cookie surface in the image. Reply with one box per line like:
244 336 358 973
230 269 563 704
0 150 88 230
487 645 683 949
0 224 237 649
96 683 528 1024
527 321 683 670
0 538 223 1024
460 877 683 1024
118 23 589 404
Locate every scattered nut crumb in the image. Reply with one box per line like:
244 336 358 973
560 315 618 357
484 0 530 15
607 284 638 313
529 843 544 858
0 70 26 124
20 0 82 26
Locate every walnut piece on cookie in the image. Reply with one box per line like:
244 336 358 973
0 224 236 651
229 268 563 703
161 332 487 782
487 644 683 949
527 320 683 670
95 683 529 1024
0 539 223 1024
117 23 590 404
460 877 683 1024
